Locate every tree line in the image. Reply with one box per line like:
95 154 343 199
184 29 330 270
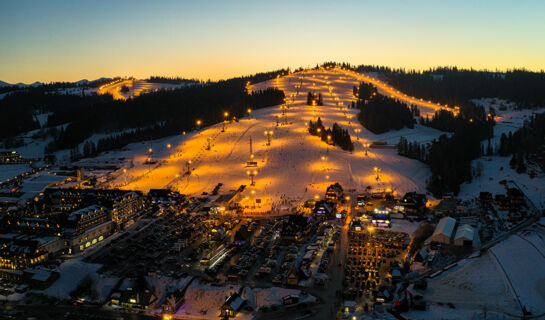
308 118 354 152
398 103 496 196
306 92 323 106
356 93 415 134
45 83 284 156
498 112 545 175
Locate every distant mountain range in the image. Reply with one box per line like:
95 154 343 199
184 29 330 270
0 80 44 87
0 77 112 87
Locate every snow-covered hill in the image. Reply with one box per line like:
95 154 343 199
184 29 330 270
106 68 447 212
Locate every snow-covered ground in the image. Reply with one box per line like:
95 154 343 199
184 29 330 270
174 281 315 319
473 97 545 148
459 156 545 210
108 68 446 212
414 225 545 318
0 164 30 181
42 258 103 300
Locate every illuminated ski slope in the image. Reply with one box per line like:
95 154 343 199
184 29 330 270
112 68 444 213
98 79 187 100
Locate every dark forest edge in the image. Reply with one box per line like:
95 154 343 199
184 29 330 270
308 118 354 152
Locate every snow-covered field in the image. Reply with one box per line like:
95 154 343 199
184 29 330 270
108 68 447 212
459 156 545 210
0 164 30 182
414 225 545 319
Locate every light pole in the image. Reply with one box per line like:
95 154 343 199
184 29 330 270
247 108 252 119
374 166 381 181
246 169 257 186
364 143 370 156
196 119 202 131
354 128 361 140
222 112 229 132
186 160 192 175
264 130 273 146
344 196 350 212
147 147 153 172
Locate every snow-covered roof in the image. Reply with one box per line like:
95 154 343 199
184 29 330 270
432 217 456 239
68 205 105 221
454 224 474 241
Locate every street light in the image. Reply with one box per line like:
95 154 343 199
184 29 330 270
364 143 370 156
222 112 229 132
354 128 361 140
186 160 192 174
166 143 171 149
196 119 202 130
374 166 381 181
247 169 257 186
264 130 274 146
247 108 252 119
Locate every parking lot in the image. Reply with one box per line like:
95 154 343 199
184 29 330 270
344 227 411 309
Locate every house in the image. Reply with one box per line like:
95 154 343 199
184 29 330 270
454 224 474 246
434 199 457 216
0 151 27 164
286 265 299 286
400 192 427 215
313 200 335 219
413 247 429 263
118 288 157 310
220 292 245 318
431 217 456 244
325 183 343 202
161 288 185 314
23 268 59 289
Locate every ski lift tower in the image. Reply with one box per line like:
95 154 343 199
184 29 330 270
246 136 258 167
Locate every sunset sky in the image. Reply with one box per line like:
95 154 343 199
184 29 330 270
1 0 544 84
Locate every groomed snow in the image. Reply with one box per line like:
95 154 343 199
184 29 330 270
109 68 447 212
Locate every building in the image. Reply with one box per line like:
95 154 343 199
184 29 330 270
371 207 391 228
0 234 57 271
454 224 475 246
325 183 343 202
65 205 113 254
111 191 144 227
23 268 59 289
116 288 157 310
313 200 335 219
43 188 144 215
434 199 457 217
161 288 185 314
286 265 299 286
220 292 245 318
0 151 27 164
431 217 457 244
400 192 427 215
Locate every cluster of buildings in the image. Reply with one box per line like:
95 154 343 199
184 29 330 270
0 188 145 283
0 151 29 165
431 216 476 247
